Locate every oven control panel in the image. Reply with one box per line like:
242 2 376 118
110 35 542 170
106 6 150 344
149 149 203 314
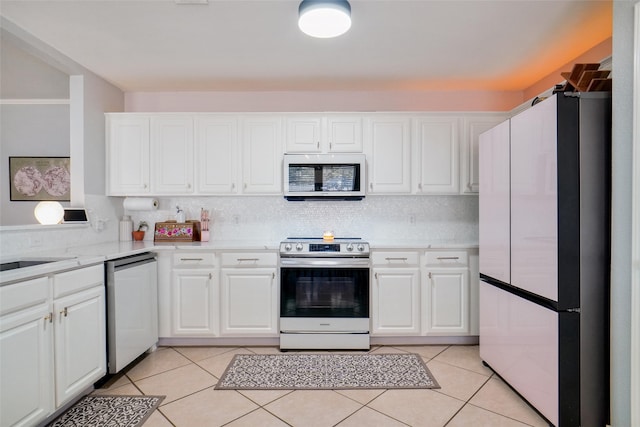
280 239 369 256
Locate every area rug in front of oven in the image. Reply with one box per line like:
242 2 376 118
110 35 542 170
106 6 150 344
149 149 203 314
215 353 440 390
47 395 164 427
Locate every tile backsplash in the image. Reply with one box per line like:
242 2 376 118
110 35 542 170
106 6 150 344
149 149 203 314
130 195 478 244
0 195 478 257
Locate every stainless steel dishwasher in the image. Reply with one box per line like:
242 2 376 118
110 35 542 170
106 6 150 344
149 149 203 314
105 252 158 374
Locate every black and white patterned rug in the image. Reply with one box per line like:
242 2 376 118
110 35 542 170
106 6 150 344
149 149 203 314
48 395 164 427
215 353 440 390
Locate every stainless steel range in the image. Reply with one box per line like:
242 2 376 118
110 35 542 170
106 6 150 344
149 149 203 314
279 237 370 350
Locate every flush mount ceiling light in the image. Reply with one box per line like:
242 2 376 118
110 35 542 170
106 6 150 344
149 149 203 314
298 0 351 38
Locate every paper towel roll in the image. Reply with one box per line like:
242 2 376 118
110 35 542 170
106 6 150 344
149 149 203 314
123 197 159 211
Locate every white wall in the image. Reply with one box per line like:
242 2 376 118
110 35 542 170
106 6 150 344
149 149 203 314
0 34 68 98
0 104 71 225
0 33 71 226
0 20 124 243
610 1 637 425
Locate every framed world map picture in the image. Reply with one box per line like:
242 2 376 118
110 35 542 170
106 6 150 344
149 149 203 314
9 156 71 201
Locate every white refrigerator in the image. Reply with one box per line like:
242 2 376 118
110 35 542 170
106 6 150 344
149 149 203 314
479 93 610 427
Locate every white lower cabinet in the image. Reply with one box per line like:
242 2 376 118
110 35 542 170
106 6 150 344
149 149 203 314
0 278 53 427
53 285 106 405
0 265 106 427
423 251 470 335
371 252 421 335
220 252 278 336
220 268 277 335
171 252 218 336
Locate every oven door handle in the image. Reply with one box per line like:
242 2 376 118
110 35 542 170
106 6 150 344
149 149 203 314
280 258 370 267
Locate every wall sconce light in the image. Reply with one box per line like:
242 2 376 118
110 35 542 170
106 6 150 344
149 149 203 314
298 0 351 38
34 201 64 225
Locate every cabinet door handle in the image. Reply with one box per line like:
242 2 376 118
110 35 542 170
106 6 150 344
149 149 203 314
437 256 460 260
272 272 275 279
369 183 373 190
209 273 212 280
374 272 378 279
418 183 422 191
180 258 204 261
385 257 408 261
428 272 432 279
231 183 235 190
243 183 247 190
329 142 332 150
143 183 148 189
60 307 68 317
44 312 53 323
237 258 259 262
187 183 192 189
317 141 320 149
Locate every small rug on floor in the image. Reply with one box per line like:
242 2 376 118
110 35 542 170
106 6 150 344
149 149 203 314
215 353 440 390
48 395 164 427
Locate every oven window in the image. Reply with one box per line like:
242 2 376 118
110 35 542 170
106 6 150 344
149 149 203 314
280 267 369 318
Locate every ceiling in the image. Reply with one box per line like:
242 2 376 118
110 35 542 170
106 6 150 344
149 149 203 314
0 0 612 93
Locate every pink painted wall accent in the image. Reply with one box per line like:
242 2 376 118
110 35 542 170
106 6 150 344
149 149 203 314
123 39 612 113
522 37 612 101
124 90 524 113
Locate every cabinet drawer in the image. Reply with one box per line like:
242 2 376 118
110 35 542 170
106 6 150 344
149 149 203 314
424 251 468 267
173 252 216 267
0 276 50 316
371 251 419 266
53 265 104 299
221 252 277 267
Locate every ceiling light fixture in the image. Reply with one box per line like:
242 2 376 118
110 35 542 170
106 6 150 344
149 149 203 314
298 0 351 39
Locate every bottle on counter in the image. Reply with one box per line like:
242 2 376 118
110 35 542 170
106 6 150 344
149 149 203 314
119 215 133 241
176 206 186 223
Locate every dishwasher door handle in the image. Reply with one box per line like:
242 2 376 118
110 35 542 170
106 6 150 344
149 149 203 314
109 252 157 271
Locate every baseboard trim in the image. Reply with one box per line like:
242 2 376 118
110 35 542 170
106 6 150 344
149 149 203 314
158 336 479 347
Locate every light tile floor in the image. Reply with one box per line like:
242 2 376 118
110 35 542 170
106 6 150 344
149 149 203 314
94 345 550 427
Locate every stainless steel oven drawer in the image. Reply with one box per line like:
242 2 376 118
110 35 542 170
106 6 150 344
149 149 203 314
280 317 369 333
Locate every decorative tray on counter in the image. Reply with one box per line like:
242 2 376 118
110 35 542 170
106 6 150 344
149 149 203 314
154 221 201 242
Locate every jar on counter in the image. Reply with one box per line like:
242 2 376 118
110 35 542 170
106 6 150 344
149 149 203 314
119 215 133 241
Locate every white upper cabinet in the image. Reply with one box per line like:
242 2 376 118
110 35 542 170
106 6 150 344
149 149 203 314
326 115 363 152
364 116 412 194
106 115 151 195
285 114 362 153
241 116 283 194
413 117 460 194
286 115 323 153
460 115 507 194
196 116 239 194
151 116 194 194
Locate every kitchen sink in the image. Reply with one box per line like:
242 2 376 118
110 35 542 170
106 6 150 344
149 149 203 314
0 258 74 272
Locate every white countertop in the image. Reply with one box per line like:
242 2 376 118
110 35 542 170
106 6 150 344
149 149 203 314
1 238 476 285
369 240 478 249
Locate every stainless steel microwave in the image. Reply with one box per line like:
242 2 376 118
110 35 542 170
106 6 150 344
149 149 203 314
283 153 366 200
